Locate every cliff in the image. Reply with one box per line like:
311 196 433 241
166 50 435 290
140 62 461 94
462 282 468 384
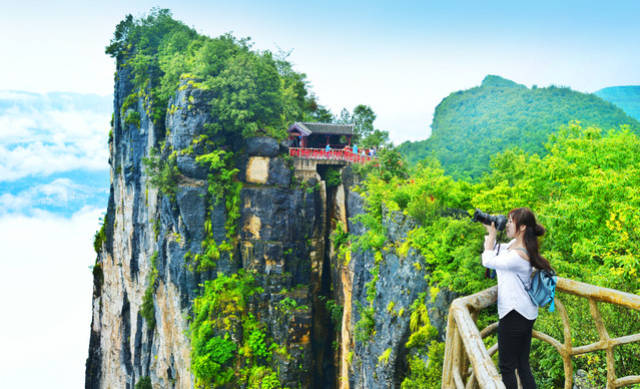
86 11 452 389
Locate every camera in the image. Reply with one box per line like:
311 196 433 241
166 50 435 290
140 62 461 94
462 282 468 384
472 209 507 231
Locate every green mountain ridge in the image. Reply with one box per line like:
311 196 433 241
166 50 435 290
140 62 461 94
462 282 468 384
399 75 640 179
595 85 640 121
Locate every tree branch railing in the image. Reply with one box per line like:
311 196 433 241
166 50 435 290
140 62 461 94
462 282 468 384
441 277 640 389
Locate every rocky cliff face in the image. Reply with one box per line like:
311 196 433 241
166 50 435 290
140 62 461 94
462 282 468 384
86 63 451 389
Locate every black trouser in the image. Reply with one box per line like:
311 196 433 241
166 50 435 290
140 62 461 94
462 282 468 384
498 310 536 389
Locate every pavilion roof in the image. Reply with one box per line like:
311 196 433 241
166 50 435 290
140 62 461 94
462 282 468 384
288 122 354 136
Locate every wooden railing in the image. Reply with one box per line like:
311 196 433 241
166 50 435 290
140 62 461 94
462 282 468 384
442 277 640 388
289 147 374 164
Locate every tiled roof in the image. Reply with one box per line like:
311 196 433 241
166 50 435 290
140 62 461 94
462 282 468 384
288 122 354 136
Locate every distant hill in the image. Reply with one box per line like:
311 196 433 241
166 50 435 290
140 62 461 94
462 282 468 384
398 75 640 180
594 86 640 121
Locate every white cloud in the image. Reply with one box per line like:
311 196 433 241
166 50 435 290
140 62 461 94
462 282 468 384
0 90 39 101
0 207 104 389
0 93 110 182
0 178 107 215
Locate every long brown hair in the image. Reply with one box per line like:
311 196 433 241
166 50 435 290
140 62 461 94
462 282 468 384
509 207 552 272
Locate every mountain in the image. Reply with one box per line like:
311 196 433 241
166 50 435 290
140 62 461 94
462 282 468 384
595 86 640 121
398 75 640 180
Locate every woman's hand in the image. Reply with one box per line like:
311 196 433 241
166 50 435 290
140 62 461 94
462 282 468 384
484 222 497 251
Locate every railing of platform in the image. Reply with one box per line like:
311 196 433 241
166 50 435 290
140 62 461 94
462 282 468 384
289 147 374 164
441 277 640 389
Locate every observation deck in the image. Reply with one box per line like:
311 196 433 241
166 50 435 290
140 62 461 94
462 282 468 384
289 147 375 181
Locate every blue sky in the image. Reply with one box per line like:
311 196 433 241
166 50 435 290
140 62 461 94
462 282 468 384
1 1 639 141
0 1 639 388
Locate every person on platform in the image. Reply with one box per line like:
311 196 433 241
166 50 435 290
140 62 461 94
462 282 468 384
481 207 552 389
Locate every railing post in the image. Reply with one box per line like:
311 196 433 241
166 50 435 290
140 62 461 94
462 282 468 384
443 307 458 388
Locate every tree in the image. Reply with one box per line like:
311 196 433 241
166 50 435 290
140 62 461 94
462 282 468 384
352 104 376 142
336 108 352 124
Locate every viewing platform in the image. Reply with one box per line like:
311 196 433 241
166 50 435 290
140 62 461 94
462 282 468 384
289 147 374 164
287 122 376 181
442 278 640 388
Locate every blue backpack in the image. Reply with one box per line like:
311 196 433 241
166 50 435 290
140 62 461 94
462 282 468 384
522 269 558 312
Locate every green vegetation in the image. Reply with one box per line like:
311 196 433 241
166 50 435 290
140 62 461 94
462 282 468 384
134 376 152 389
92 263 103 287
141 251 159 329
354 122 640 386
353 147 408 183
398 75 640 180
106 8 328 139
354 303 375 343
124 110 141 128
190 270 284 388
324 167 342 188
377 348 392 366
93 214 108 254
336 104 391 148
143 148 180 202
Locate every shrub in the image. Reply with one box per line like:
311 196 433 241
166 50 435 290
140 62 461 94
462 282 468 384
354 303 375 343
93 215 107 254
124 110 141 128
134 376 152 389
325 167 342 187
143 149 180 202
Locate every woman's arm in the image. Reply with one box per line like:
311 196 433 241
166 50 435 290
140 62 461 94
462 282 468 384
482 244 523 270
483 222 497 251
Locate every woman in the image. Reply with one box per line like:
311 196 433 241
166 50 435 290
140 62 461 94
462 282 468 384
482 207 552 389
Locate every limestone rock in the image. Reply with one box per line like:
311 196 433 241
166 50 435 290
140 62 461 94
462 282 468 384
247 136 279 156
246 156 270 184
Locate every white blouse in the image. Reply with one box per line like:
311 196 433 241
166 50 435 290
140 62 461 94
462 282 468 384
482 239 538 320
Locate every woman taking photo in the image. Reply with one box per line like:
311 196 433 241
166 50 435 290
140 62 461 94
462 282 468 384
482 207 552 389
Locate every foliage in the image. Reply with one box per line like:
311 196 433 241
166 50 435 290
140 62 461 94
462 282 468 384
356 122 640 385
247 366 283 389
143 148 180 202
319 296 343 330
331 222 349 252
192 334 237 385
336 104 391 149
474 123 640 292
355 147 408 183
354 302 375 343
324 167 342 188
405 297 438 349
192 147 242 271
352 105 375 138
93 214 108 254
141 251 159 329
107 9 324 137
397 75 640 180
377 348 392 366
190 270 284 387
124 110 141 128
134 376 152 389
92 263 103 287
248 330 270 359
400 342 445 389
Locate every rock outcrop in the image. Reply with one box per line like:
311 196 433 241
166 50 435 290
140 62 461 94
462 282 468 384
86 62 449 389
